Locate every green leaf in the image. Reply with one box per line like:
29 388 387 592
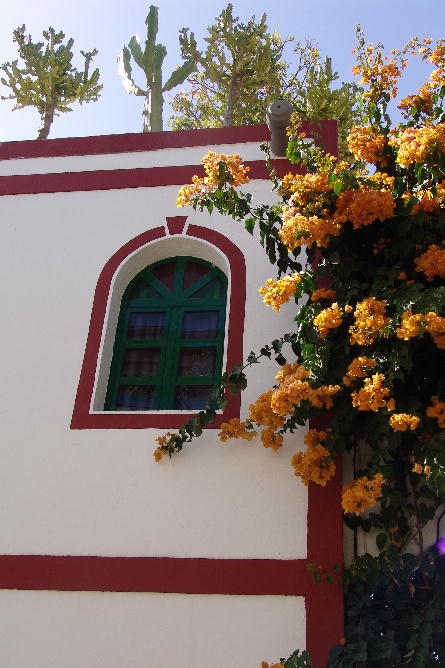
376 533 387 551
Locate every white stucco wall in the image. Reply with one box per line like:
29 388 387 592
0 137 309 668
0 590 305 668
0 166 307 560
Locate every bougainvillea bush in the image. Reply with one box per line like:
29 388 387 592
155 30 445 667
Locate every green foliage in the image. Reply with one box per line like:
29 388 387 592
169 7 364 160
286 49 364 162
328 549 445 667
0 25 101 140
168 3 289 129
118 5 195 132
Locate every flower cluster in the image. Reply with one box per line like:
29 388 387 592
424 312 445 349
395 311 424 340
218 418 257 442
415 244 445 281
343 356 377 385
349 298 390 345
176 152 250 206
352 34 407 101
394 310 445 348
270 362 340 415
258 273 301 311
389 123 445 168
347 125 387 165
310 288 336 301
427 396 445 428
153 432 176 461
389 413 420 431
313 302 343 338
279 207 341 250
279 169 333 205
291 429 336 487
342 474 385 515
334 188 395 229
412 462 432 476
351 373 394 412
261 428 284 452
249 390 285 430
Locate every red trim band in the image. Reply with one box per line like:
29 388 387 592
0 121 337 161
0 160 299 197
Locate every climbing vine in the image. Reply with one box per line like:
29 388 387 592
155 29 445 666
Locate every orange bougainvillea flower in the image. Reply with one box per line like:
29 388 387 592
291 443 336 487
279 207 341 250
347 125 387 165
389 413 420 431
342 474 385 514
389 123 445 168
396 311 424 340
259 273 302 311
349 297 390 345
218 418 257 442
343 356 377 385
427 396 445 428
351 373 394 412
415 244 445 281
311 288 336 301
176 152 249 206
334 187 396 229
260 427 284 452
249 390 285 430
424 312 445 349
313 302 343 338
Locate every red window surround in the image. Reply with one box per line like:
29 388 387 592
71 216 246 429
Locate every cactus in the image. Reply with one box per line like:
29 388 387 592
118 5 195 132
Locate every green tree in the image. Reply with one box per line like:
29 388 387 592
1 25 102 140
168 3 289 129
118 5 195 132
168 7 363 161
286 45 363 162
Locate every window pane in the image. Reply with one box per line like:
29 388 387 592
150 262 175 291
191 278 225 299
182 311 220 339
127 278 162 301
178 347 216 376
127 312 165 339
116 385 156 410
121 349 161 377
183 261 210 290
174 385 212 410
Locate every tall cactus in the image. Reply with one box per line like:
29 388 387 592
118 5 195 132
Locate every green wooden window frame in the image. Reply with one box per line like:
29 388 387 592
104 257 227 411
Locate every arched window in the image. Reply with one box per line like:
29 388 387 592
104 257 227 411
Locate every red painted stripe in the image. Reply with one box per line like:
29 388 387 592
0 160 298 197
0 555 310 595
306 461 344 667
0 121 337 161
0 125 271 160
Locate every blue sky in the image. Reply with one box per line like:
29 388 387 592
0 0 444 142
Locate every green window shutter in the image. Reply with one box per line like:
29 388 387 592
105 257 227 411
